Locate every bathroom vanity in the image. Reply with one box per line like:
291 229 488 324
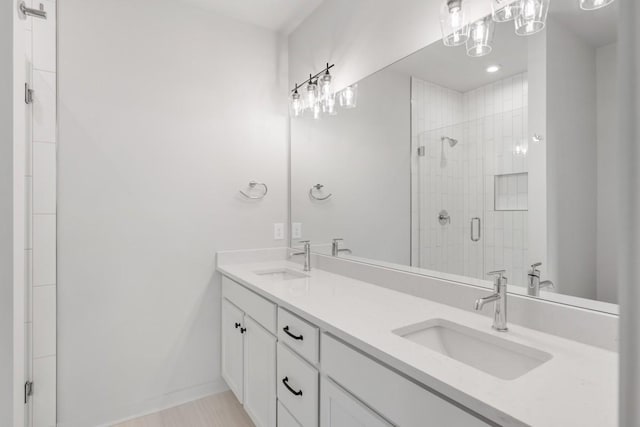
217 249 616 427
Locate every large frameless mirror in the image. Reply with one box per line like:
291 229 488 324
290 0 619 313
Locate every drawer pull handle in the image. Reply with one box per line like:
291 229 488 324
234 322 241 329
283 326 304 341
282 377 303 396
240 327 246 334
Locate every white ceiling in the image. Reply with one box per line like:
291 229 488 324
390 21 529 93
177 0 324 33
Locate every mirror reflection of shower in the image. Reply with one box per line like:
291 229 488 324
440 136 458 168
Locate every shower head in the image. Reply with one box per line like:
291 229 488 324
441 136 458 147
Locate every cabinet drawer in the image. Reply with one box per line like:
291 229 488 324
222 276 276 333
277 343 319 427
278 401 302 427
320 376 392 427
321 334 491 427
278 308 319 365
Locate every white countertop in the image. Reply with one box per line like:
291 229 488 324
217 259 617 427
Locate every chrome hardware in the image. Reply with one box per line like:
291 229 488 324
438 210 451 225
24 381 33 404
290 240 311 272
19 1 47 19
239 181 268 199
25 83 34 104
475 270 508 332
417 146 426 157
527 262 554 296
471 217 481 242
309 184 332 201
331 238 352 257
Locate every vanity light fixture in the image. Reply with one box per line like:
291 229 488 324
290 63 345 118
579 0 616 10
440 0 470 47
515 0 549 36
466 16 495 57
486 64 501 73
491 0 520 22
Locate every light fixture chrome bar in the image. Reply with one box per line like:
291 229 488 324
19 1 47 19
291 63 335 93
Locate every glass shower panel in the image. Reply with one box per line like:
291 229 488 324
415 121 485 278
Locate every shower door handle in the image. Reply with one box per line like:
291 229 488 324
471 217 481 242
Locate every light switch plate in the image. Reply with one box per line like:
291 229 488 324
274 223 284 240
292 223 302 239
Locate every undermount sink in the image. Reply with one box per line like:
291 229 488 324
254 268 309 281
393 319 552 380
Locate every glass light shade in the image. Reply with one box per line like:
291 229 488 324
312 101 322 120
339 84 358 109
306 80 318 108
515 0 549 36
289 91 303 117
440 0 469 47
322 93 337 116
319 72 333 103
466 17 495 57
491 0 521 22
580 0 615 10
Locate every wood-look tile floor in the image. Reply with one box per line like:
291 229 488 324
113 391 254 427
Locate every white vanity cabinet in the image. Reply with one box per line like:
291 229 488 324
221 277 277 427
221 275 492 427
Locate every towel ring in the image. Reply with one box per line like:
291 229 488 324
240 181 268 199
309 184 332 201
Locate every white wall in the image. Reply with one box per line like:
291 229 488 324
2 2 26 426
0 1 15 423
57 1 288 425
291 68 410 264
596 43 618 303
546 19 598 299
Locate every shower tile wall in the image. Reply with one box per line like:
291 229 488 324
412 73 530 287
25 1 57 426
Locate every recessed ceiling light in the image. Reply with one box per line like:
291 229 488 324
486 65 501 73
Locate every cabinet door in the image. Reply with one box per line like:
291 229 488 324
243 316 277 427
222 298 245 403
321 377 392 427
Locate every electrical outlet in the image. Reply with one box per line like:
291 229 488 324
273 223 284 240
292 223 302 239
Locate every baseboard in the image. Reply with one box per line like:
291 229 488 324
95 378 229 427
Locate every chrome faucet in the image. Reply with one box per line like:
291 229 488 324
527 262 554 296
474 270 508 332
331 238 352 257
290 240 311 272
